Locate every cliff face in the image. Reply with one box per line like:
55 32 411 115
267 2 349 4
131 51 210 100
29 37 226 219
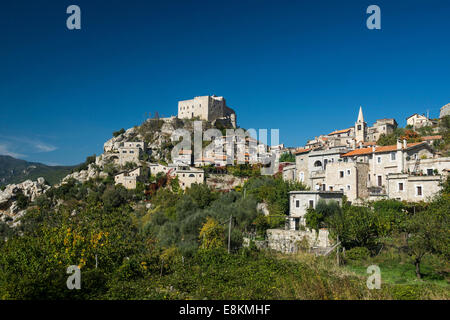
0 177 50 225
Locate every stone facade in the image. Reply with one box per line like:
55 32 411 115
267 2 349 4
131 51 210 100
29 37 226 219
266 228 331 253
406 113 432 129
288 191 343 229
175 168 204 190
324 162 369 202
177 95 236 128
114 166 148 189
386 173 443 202
117 141 147 166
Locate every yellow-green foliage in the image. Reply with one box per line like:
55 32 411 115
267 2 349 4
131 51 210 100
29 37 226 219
199 217 225 249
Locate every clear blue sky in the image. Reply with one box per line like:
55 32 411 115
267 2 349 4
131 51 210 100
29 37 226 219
0 0 449 165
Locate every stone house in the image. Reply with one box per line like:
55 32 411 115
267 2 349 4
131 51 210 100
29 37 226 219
420 135 442 146
117 141 147 166
175 168 205 190
386 173 443 202
406 113 432 129
341 141 434 192
282 164 296 181
114 166 148 190
288 191 343 230
307 147 350 191
324 162 369 202
367 118 398 142
147 163 178 176
294 148 313 184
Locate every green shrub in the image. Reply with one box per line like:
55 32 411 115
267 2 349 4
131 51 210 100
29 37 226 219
390 285 421 300
345 247 370 261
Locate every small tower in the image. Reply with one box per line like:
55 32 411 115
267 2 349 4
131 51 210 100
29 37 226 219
354 106 367 143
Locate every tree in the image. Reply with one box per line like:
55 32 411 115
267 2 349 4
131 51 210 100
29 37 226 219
326 205 380 250
199 217 225 249
279 152 295 162
405 193 450 279
305 200 341 232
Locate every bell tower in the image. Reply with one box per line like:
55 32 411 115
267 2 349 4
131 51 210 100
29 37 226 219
355 106 367 143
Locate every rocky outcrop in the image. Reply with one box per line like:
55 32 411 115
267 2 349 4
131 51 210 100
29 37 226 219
103 127 140 153
61 164 107 184
0 177 50 221
206 174 246 191
440 103 450 119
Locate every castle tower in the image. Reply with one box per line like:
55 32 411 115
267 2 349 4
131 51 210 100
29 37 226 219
354 106 367 143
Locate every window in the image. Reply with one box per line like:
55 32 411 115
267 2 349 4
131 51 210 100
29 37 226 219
377 156 381 164
346 169 351 175
398 183 404 191
427 169 433 176
391 152 396 161
189 174 195 177
299 172 304 182
295 200 300 208
339 171 344 178
329 186 334 191
357 125 361 130
347 185 351 191
309 200 314 208
377 175 382 187
416 186 423 196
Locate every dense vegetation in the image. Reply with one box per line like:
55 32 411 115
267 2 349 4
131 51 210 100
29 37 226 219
305 178 450 282
0 168 448 300
376 115 449 155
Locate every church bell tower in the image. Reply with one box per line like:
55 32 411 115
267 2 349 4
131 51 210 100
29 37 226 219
355 106 367 143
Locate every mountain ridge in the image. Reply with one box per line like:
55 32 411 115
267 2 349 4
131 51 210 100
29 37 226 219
0 155 77 186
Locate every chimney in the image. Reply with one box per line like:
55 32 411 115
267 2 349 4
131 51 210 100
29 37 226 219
396 139 402 150
403 139 407 149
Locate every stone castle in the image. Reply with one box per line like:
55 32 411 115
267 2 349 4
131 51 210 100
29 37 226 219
178 95 237 128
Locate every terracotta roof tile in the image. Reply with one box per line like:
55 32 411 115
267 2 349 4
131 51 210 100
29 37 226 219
421 135 442 141
328 128 351 135
294 148 312 155
342 142 426 157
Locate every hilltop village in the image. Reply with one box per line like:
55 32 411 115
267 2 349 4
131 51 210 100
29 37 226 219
1 96 449 251
100 97 449 201
87 96 449 247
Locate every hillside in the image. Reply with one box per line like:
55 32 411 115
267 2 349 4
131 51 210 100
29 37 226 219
0 155 77 186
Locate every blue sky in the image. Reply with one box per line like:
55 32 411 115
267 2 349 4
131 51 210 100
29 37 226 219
0 0 449 165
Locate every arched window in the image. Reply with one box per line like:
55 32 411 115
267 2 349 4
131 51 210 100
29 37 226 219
189 174 195 177
314 160 322 167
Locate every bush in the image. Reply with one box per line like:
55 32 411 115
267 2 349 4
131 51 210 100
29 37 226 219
15 190 29 210
389 285 421 300
113 128 125 137
345 247 370 261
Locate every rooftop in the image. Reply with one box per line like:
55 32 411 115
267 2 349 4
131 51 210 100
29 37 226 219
341 142 426 157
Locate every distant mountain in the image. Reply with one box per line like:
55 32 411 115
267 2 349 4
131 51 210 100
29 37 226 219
0 155 77 186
